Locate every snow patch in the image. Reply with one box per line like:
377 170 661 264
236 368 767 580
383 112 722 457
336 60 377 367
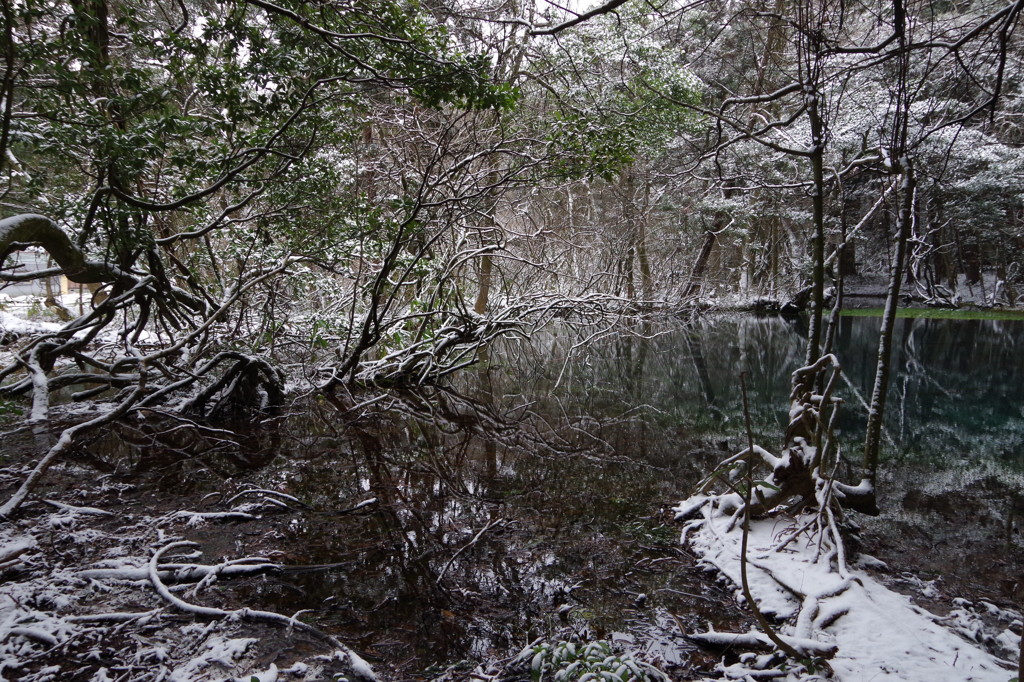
683 506 1017 681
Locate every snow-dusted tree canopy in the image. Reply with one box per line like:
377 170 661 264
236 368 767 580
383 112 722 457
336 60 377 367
1 0 1020 418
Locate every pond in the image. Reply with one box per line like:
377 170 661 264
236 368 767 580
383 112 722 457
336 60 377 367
45 312 1024 679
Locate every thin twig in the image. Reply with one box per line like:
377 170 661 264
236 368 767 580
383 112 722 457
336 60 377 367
436 517 506 584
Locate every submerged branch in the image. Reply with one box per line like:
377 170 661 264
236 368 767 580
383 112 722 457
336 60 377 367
0 381 146 517
147 541 378 680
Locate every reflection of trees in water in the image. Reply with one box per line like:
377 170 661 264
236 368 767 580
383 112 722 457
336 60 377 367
255 392 526 665
253 383 713 670
836 317 1024 467
484 316 807 443
484 315 1023 470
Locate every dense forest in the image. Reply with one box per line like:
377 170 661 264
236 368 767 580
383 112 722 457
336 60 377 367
1 0 1022 679
2 0 1022 419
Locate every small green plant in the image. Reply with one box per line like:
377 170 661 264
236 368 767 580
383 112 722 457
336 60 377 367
516 639 668 682
0 399 22 424
24 299 58 322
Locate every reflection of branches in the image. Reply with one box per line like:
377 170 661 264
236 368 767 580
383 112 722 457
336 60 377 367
897 321 954 400
1 380 146 517
372 385 512 438
102 410 260 481
684 331 724 423
337 379 660 475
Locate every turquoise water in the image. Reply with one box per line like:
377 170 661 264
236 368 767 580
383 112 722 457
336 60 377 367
489 314 1024 470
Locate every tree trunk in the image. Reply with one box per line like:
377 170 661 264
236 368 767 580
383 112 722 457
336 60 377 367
685 184 734 299
685 228 718 298
862 165 915 487
805 94 827 365
474 253 493 315
475 166 503 316
1 214 134 287
0 0 16 175
636 172 654 305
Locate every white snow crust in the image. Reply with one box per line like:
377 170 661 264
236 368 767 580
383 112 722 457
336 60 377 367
681 505 1019 681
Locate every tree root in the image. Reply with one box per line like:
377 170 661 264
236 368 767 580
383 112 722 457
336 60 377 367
675 356 880 672
147 541 378 681
685 630 837 657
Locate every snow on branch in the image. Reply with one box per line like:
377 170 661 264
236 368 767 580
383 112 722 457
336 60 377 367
147 541 378 680
529 0 631 35
80 556 282 584
0 214 135 286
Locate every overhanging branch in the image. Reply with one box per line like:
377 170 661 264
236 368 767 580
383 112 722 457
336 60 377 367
0 214 134 286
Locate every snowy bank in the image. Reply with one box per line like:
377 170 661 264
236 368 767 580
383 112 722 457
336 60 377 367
678 503 1020 681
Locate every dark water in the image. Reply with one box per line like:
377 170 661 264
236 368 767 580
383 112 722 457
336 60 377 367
834 315 1024 468
70 313 1024 679
488 314 1024 469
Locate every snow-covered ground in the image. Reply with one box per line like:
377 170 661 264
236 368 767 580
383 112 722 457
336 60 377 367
0 304 66 336
0 480 377 682
843 272 1020 309
679 504 1021 681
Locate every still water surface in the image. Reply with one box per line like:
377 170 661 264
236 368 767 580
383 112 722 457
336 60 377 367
553 313 1024 467
99 314 1024 678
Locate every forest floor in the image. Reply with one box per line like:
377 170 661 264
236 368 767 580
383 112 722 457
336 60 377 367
1 405 1021 681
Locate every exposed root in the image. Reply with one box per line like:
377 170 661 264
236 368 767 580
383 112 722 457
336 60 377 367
675 356 867 673
675 357 1019 681
147 541 378 680
685 629 837 657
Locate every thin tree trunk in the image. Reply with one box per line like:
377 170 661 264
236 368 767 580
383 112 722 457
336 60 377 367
637 220 653 303
686 184 733 299
685 228 717 298
474 253 492 315
621 169 637 301
0 0 16 176
637 170 654 305
475 172 500 315
862 165 915 486
805 95 827 365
